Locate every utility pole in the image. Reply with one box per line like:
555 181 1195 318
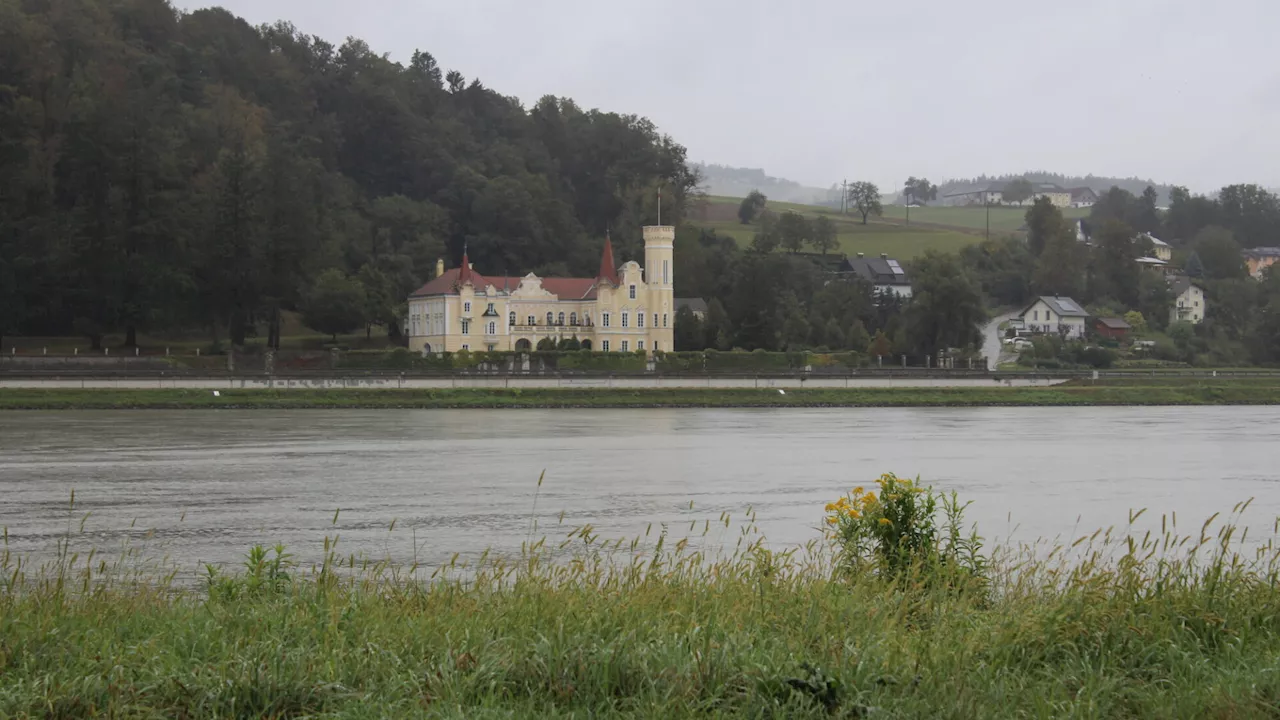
841 179 847 215
985 198 990 241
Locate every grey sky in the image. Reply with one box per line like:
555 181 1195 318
173 0 1280 192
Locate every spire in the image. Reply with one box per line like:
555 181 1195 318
597 232 619 286
458 244 472 286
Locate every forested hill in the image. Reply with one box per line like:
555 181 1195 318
0 0 697 346
693 163 839 205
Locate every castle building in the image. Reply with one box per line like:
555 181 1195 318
406 225 675 355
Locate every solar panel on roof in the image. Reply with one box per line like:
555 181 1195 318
887 260 903 274
1058 299 1079 312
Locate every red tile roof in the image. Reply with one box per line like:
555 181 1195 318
597 236 619 286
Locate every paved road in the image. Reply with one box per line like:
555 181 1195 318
982 311 1020 370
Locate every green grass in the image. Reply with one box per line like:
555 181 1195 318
880 204 1090 233
4 493 1280 717
3 382 1280 409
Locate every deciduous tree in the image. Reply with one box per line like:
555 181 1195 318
846 182 882 225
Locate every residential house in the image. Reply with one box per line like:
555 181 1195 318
1168 276 1205 325
1031 183 1072 207
1018 296 1089 338
839 253 913 298
1069 187 1098 208
675 297 708 319
1094 317 1132 340
1138 233 1172 261
942 181 1071 207
1243 247 1280 280
1135 256 1170 274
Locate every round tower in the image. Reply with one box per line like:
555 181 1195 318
643 225 675 351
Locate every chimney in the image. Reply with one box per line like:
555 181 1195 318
436 258 445 278
880 253 888 260
856 252 864 258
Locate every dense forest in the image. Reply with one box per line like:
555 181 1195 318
0 0 697 348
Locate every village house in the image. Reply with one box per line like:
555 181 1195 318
1069 187 1098 208
1169 276 1206 325
1018 296 1089 338
1140 233 1173 262
839 253 913 298
942 181 1072 208
1243 247 1280 280
405 225 675 355
675 298 708 319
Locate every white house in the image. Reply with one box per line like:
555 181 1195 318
1169 276 1205 325
1018 296 1089 338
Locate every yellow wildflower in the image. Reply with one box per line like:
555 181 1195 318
852 486 864 495
824 502 837 512
878 518 892 526
825 516 838 525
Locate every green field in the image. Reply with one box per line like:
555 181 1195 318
693 196 983 260
880 203 1089 233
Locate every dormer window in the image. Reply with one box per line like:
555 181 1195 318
463 302 471 313
629 285 636 299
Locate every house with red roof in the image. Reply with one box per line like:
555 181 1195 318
405 225 675 355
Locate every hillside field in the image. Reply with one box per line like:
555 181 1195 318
880 203 1090 233
690 196 983 260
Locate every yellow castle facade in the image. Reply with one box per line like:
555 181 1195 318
406 225 675 355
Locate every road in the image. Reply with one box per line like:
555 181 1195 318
982 310 1020 370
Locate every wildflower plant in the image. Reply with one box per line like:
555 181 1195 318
825 473 984 580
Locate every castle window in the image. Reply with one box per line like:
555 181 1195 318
629 285 636 299
461 319 470 335
528 315 536 326
464 302 471 313
509 312 516 326
570 312 577 326
663 313 668 328
558 312 565 326
462 344 469 351
622 312 629 328
654 341 659 352
602 340 610 352
602 313 611 328
487 321 496 335
663 260 669 285
546 312 554 325
653 313 658 328
621 340 629 352
637 312 645 328
637 340 644 350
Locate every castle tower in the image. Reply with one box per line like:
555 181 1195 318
643 225 675 352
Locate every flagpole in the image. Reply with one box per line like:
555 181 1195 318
657 184 662 226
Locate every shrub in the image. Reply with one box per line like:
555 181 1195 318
825 473 984 581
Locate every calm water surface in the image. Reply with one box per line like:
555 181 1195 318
2 407 1278 570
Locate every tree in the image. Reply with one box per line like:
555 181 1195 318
776 211 809 253
958 237 1034 307
810 215 838 255
1025 197 1063 257
703 298 733 351
737 190 767 224
1123 310 1147 334
1184 251 1205 279
1032 217 1086 299
536 336 557 351
1090 219 1141 307
302 269 366 341
868 329 892 359
750 210 780 253
905 251 985 357
357 264 396 339
557 336 581 351
903 177 937 205
1002 178 1034 205
846 182 882 225
1191 226 1246 280
1138 272 1174 331
674 305 704 350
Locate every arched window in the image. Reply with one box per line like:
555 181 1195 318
487 321 496 335
569 312 578 326
546 312 554 325
508 312 516 326
557 312 565 326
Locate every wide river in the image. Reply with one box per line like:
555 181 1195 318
2 407 1278 572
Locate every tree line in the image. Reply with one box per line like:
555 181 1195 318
0 0 697 349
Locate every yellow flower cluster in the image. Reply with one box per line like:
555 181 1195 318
824 485 880 526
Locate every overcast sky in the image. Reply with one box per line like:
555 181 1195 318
173 0 1280 192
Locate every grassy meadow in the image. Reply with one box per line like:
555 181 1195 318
4 489 1280 717
691 196 984 261
879 203 1090 234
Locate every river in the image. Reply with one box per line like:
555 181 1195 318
2 407 1278 572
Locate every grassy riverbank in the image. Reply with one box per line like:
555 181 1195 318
2 380 1280 409
4 511 1280 717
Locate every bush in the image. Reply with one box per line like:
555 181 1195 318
825 473 984 581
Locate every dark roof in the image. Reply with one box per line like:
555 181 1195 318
839 255 910 285
1019 296 1089 318
1169 275 1203 297
1069 186 1098 199
1243 247 1280 259
1095 317 1132 330
676 298 708 314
